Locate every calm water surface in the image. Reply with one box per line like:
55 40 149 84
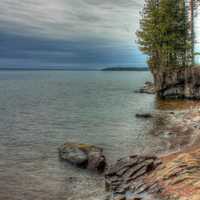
0 71 193 200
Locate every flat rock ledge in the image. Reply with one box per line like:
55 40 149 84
105 155 162 200
59 143 106 173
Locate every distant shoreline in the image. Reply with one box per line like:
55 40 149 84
0 67 149 71
0 68 99 71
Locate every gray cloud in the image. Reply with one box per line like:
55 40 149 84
0 0 144 41
0 0 148 68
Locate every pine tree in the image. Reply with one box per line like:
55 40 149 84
136 0 161 72
137 0 190 72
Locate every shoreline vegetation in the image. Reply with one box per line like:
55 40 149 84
137 0 200 99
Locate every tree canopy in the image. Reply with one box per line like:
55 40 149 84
137 0 192 72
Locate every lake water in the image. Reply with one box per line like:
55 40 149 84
0 71 170 200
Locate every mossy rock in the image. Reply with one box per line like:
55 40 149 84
59 142 106 173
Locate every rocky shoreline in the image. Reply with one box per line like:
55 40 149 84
136 67 200 99
134 82 155 95
153 67 200 99
105 109 200 200
58 82 200 200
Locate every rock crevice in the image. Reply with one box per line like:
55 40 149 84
105 155 162 199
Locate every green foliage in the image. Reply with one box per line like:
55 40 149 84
137 0 191 72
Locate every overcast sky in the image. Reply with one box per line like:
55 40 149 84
0 0 146 69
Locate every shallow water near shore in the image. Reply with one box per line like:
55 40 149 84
0 70 200 200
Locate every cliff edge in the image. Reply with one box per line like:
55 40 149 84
153 67 200 99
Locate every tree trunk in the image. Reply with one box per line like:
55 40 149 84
190 0 194 65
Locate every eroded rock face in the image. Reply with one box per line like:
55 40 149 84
59 143 106 172
105 155 162 199
153 67 200 99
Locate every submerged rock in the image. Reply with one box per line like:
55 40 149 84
59 143 106 172
135 113 153 119
59 143 88 165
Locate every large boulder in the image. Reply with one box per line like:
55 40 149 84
59 143 106 172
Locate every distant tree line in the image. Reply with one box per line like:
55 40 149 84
137 0 200 72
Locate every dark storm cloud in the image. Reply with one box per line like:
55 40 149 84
0 0 146 68
0 32 146 68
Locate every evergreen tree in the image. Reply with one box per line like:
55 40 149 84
137 0 190 72
136 0 161 72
